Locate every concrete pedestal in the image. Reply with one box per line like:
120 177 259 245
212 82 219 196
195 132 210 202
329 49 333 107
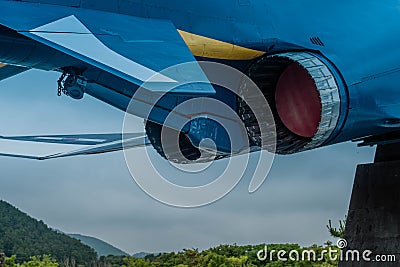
339 144 400 266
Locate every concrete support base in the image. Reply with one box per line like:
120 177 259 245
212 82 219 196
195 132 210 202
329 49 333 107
339 144 400 266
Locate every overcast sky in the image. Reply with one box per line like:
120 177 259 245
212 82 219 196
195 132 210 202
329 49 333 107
0 69 375 254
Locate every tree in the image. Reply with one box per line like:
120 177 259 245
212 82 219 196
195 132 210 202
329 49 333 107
122 257 155 267
4 255 58 267
327 216 347 239
4 255 18 267
22 255 58 267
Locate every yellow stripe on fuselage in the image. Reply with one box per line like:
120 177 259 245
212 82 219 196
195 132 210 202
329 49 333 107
178 30 265 61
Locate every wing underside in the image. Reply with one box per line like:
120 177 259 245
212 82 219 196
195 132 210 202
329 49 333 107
0 1 219 161
0 64 29 81
0 133 150 160
0 1 215 95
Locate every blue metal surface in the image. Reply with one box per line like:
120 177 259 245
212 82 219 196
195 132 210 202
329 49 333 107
0 1 215 93
0 0 400 154
0 65 29 81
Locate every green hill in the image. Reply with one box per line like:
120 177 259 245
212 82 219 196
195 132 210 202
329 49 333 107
68 234 129 257
0 200 97 265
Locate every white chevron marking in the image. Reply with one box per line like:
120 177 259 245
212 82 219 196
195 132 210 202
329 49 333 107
30 15 176 83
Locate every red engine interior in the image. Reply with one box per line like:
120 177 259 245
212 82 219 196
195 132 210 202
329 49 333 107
275 62 322 138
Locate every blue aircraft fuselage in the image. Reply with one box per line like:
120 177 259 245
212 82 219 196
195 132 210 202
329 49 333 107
1 0 400 156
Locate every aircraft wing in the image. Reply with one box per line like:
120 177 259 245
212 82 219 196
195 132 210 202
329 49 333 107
0 133 150 160
0 1 214 94
0 133 142 145
0 64 29 81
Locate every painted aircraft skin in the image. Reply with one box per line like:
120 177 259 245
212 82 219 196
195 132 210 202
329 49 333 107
0 0 399 160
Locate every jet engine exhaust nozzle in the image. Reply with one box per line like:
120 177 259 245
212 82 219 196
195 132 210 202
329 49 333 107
242 52 342 154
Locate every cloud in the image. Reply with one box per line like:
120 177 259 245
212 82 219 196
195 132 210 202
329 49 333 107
0 70 376 254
